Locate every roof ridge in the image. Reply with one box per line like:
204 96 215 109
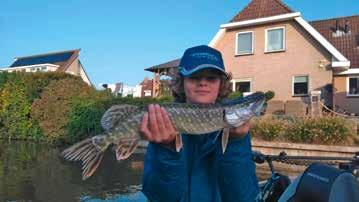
310 14 359 23
275 0 294 13
15 49 80 59
230 0 295 23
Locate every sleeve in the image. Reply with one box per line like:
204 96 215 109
218 132 259 202
141 142 187 202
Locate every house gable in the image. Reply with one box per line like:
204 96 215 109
230 0 294 23
214 20 333 98
210 1 350 70
3 49 92 86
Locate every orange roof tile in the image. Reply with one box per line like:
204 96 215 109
310 15 359 68
230 0 294 22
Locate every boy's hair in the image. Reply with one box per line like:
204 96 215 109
170 72 233 103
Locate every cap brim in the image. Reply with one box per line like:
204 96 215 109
180 64 227 78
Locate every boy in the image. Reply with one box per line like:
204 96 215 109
140 45 259 202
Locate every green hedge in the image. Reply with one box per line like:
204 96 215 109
0 72 175 143
31 77 96 142
1 72 356 146
0 72 93 141
0 73 43 140
251 115 358 145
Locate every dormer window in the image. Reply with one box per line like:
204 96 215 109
265 27 285 52
236 31 253 55
332 20 351 37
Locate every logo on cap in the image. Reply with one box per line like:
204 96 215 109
190 52 219 62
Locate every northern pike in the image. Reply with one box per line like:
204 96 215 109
62 92 266 180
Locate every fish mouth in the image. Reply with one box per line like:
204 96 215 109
251 98 267 115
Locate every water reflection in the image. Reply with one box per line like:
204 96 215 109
0 140 146 202
0 141 273 202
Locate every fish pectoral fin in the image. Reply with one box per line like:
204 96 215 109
175 133 183 152
115 138 140 160
222 128 230 154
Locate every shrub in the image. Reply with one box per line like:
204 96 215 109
264 90 275 101
286 118 315 143
66 99 106 143
286 116 353 145
251 115 356 145
21 72 74 102
66 91 113 143
0 74 42 140
228 91 242 99
251 116 286 141
31 77 94 142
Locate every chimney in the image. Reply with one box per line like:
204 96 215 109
344 19 350 33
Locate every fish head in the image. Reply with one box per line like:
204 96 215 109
224 92 266 127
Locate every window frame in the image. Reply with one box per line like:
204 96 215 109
347 76 359 97
235 31 254 56
292 75 309 96
232 78 252 93
144 90 152 97
265 26 286 53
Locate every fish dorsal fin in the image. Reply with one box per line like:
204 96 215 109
101 105 138 131
115 138 140 160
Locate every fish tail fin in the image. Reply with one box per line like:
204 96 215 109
62 137 107 180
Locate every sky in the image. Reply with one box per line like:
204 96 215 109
0 0 358 87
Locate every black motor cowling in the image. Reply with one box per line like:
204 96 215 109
288 163 359 202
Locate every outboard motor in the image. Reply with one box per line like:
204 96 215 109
279 163 359 202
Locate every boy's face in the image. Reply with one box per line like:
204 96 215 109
184 69 221 104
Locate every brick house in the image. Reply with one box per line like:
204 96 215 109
140 77 153 97
146 0 359 115
0 49 92 86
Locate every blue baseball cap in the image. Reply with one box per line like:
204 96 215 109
178 45 227 77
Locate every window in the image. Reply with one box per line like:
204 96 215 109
265 27 285 52
348 77 359 96
236 31 253 55
232 79 252 93
293 76 308 96
144 90 152 97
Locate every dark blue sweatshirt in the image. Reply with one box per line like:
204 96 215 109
142 132 259 202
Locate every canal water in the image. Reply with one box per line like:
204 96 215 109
0 141 270 202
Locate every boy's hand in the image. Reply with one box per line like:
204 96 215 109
140 104 178 146
229 121 250 139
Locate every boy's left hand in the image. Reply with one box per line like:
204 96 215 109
229 121 250 139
